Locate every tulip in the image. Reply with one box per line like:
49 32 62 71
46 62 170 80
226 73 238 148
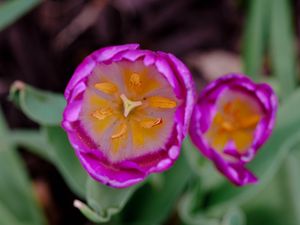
62 44 196 188
189 74 277 186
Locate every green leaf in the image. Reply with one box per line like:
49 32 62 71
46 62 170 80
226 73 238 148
178 186 219 225
269 0 297 97
44 126 87 197
276 88 300 129
207 88 300 209
0 0 42 31
280 152 300 225
0 116 45 225
73 200 109 223
243 0 271 78
183 137 224 191
123 154 191 225
10 127 87 198
85 178 138 223
0 148 46 225
10 129 52 161
179 184 245 225
221 208 245 225
9 81 65 126
0 202 30 225
242 155 297 225
245 206 290 225
0 106 8 136
9 127 88 198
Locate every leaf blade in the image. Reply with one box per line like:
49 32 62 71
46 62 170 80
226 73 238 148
85 178 138 223
269 0 297 97
44 126 87 197
243 0 271 79
0 0 42 31
9 81 65 126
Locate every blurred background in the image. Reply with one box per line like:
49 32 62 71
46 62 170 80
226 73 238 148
0 0 300 225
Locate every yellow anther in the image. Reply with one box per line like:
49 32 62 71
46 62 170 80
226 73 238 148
94 82 118 94
140 118 163 128
120 94 142 117
91 108 113 120
147 96 177 109
130 73 142 87
239 115 260 128
111 123 127 139
221 121 235 132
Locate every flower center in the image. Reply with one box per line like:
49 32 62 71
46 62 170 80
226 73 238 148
205 95 262 153
80 61 179 162
120 94 142 117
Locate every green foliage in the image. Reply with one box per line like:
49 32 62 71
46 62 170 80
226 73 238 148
243 0 297 98
123 154 191 225
178 186 219 225
269 0 297 97
73 200 110 223
9 81 65 126
0 110 45 225
183 138 223 191
243 0 270 79
10 129 52 161
221 208 245 225
44 126 88 198
84 178 138 223
0 0 42 31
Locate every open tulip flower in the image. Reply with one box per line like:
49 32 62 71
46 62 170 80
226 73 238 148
62 44 196 188
189 74 277 186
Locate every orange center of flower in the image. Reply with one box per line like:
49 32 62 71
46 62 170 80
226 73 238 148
80 61 178 162
205 91 262 153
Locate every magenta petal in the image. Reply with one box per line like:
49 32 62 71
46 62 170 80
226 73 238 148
210 150 257 186
189 74 277 186
64 44 139 101
62 44 196 188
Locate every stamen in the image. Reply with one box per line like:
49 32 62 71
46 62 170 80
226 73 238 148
221 121 235 132
120 94 142 117
239 115 260 128
140 118 163 128
111 123 127 139
130 73 142 87
147 96 177 109
91 108 113 120
94 82 118 94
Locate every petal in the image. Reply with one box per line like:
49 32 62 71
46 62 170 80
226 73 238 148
64 44 139 100
211 150 258 186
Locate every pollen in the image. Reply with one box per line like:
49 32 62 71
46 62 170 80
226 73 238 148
140 118 163 128
94 82 118 94
205 97 262 153
147 96 177 109
221 121 235 132
111 123 127 139
91 108 113 120
239 115 260 128
130 73 142 87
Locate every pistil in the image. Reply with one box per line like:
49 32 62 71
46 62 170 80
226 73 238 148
120 94 142 117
